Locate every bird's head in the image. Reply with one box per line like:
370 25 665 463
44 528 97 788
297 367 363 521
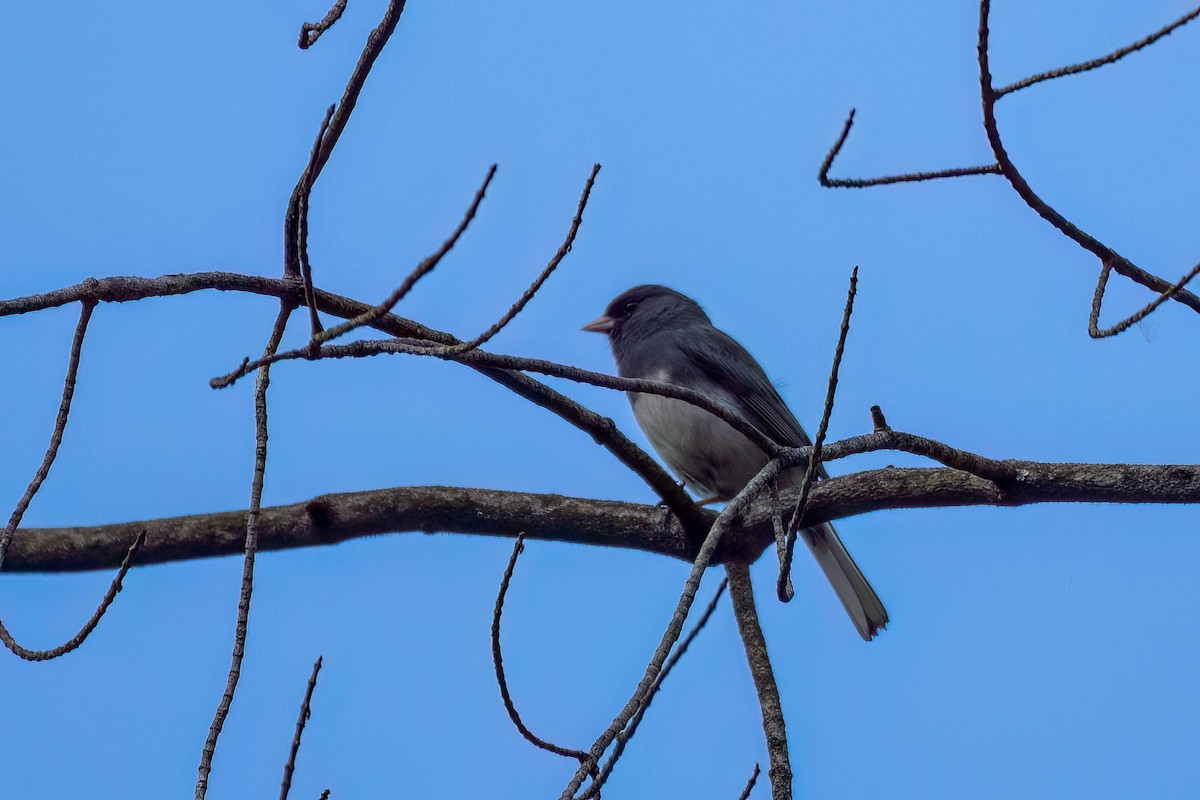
582 285 710 343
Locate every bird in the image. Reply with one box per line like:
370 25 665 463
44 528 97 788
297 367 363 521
583 284 887 641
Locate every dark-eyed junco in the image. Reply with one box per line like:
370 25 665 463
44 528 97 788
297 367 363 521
584 285 887 641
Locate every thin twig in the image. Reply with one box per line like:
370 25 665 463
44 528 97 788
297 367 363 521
777 267 858 602
819 109 1001 189
560 457 788 799
211 337 778 455
0 531 144 661
995 4 1200 97
427 164 601 355
307 164 497 347
283 0 411 276
280 655 325 800
299 0 349 49
576 578 729 799
297 105 337 337
0 300 96 571
492 535 592 764
728 563 790 800
737 763 762 800
195 302 295 800
769 479 792 602
1088 257 1200 339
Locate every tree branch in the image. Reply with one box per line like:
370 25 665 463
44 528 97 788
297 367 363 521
818 108 1001 188
819 1 1200 333
195 302 295 800
0 270 701 538
7 458 1200 574
280 655 324 800
727 562 790 800
994 4 1200 98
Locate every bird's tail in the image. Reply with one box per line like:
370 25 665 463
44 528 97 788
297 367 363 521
800 522 888 641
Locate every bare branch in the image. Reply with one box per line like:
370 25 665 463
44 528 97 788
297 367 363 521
212 336 780 456
737 763 762 800
728 563 790 800
283 0 411 276
819 109 1001 189
297 105 337 337
995 5 1200 97
578 577 729 798
0 301 142 662
820 2 1200 333
976 0 1200 322
308 164 498 347
561 456 791 799
769 479 791 602
0 531 144 662
1 300 96 571
492 535 592 765
280 655 325 800
9 452 1200 575
195 303 295 800
1089 257 1200 339
430 163 601 355
299 0 349 49
0 270 698 535
778 267 857 601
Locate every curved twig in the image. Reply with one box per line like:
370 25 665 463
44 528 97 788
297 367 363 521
821 2 1200 334
492 535 593 765
299 0 349 49
0 531 144 662
819 108 1001 189
1 300 96 571
976 0 1200 322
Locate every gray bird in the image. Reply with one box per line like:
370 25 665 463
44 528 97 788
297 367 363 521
584 285 887 641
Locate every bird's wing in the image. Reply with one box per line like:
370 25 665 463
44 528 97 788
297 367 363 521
678 329 832 479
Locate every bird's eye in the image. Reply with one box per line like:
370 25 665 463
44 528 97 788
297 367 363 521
623 300 639 314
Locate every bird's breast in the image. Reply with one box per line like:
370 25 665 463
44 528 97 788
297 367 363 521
631 376 768 501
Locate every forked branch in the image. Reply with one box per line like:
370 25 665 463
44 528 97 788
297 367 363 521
821 1 1200 335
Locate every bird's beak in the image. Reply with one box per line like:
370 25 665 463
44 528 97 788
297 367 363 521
581 314 615 334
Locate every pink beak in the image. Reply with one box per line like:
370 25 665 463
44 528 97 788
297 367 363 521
581 314 615 334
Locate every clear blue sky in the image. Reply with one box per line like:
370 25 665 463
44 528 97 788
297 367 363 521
3 2 1199 797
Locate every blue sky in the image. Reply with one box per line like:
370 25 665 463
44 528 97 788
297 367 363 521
2 2 1199 797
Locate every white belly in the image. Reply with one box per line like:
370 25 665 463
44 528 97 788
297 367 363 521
631 388 768 501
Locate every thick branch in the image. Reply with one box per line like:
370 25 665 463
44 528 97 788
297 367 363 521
8 459 1200 574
